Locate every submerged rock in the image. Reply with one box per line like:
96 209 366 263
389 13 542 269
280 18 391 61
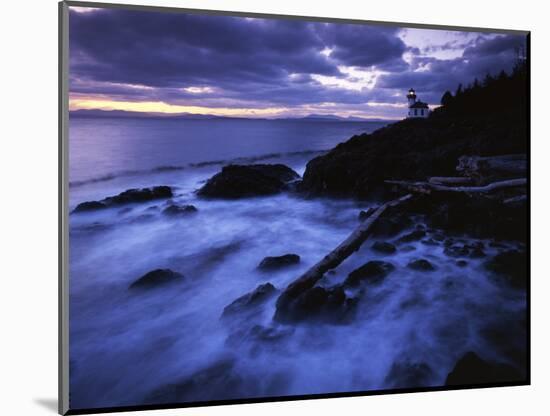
445 242 486 258
146 358 246 403
222 283 277 317
129 269 184 289
274 284 357 324
345 261 395 287
258 254 300 270
225 324 294 349
456 260 468 267
398 229 426 243
73 186 173 213
485 250 527 289
445 351 523 385
444 245 470 257
407 259 435 271
197 164 299 198
385 361 434 388
162 204 198 216
421 238 439 246
371 241 397 254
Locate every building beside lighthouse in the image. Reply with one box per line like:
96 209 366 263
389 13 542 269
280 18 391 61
406 88 429 118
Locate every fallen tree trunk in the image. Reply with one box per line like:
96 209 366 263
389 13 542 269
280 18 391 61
428 176 473 185
385 178 526 194
274 193 412 321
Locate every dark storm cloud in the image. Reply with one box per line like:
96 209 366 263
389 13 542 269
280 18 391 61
377 34 526 104
69 7 527 116
69 9 408 102
319 24 408 70
69 9 336 90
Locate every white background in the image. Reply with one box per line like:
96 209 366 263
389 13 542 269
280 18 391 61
1 0 548 414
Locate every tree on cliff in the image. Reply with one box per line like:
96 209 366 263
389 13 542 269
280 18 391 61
441 91 453 106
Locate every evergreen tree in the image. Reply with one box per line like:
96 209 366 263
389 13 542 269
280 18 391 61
455 83 463 96
483 73 494 87
441 90 453 106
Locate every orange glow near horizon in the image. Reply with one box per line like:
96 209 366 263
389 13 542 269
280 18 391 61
69 97 403 121
69 98 290 118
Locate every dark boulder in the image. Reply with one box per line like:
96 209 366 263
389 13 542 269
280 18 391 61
129 269 184 289
222 283 277 317
445 351 523 385
385 361 434 388
197 164 299 199
73 186 173 213
407 259 435 271
371 241 397 254
398 229 426 243
258 254 300 271
73 201 106 211
456 260 468 267
162 204 198 216
484 250 527 289
273 285 357 324
344 261 395 287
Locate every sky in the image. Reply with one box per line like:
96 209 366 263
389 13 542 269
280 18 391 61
68 6 527 120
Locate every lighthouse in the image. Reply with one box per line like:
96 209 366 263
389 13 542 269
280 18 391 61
406 88 429 118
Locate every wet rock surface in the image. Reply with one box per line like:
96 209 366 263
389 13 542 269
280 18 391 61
198 164 299 198
222 283 277 317
407 259 435 271
445 351 523 385
398 229 426 243
129 269 184 290
258 254 301 270
371 241 397 254
344 261 395 287
73 186 173 213
162 204 198 216
274 284 357 324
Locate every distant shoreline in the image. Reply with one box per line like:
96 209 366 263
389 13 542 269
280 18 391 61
69 109 397 123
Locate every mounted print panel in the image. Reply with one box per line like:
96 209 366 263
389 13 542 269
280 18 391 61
59 1 530 414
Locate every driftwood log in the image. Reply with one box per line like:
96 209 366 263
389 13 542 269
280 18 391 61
385 178 526 194
274 193 412 321
428 176 473 185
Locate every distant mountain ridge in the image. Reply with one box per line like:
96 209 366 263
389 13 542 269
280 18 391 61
69 109 223 120
69 109 391 122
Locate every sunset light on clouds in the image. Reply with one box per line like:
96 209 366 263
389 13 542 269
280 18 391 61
69 6 525 119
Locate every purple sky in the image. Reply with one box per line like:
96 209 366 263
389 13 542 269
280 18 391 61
69 6 526 119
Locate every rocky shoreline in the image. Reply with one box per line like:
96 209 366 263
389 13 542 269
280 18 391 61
71 75 528 394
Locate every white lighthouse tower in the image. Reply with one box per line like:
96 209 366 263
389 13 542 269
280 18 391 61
406 88 429 118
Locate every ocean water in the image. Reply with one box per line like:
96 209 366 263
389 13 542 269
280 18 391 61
68 117 526 409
